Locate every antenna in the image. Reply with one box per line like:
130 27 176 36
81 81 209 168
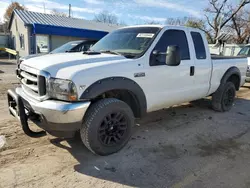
69 4 71 18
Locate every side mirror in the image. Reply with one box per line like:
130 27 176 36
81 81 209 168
166 45 181 66
152 50 166 55
152 50 159 55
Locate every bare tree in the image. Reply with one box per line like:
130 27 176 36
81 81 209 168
165 17 189 26
94 11 118 24
165 17 214 43
119 20 127 26
163 1 250 44
50 9 67 17
0 22 8 33
228 9 250 44
186 19 214 43
204 0 250 43
4 2 26 22
145 20 160 25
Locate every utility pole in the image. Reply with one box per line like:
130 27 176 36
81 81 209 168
69 4 71 18
43 2 46 13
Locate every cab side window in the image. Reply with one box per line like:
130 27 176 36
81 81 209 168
150 29 190 66
191 32 207 59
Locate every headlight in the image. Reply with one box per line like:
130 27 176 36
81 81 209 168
48 78 78 101
247 66 250 71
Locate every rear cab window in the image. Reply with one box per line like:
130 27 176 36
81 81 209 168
191 32 207 59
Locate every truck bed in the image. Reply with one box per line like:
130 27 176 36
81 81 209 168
209 55 247 96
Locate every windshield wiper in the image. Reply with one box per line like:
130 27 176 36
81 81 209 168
123 53 138 58
66 50 79 53
83 51 101 55
100 50 123 56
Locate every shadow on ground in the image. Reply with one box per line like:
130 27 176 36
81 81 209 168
0 62 16 66
50 97 250 187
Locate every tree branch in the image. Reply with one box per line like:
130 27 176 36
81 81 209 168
214 0 228 29
232 16 241 37
209 0 219 12
220 0 250 29
205 14 215 30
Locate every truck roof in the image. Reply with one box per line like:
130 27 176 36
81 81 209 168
119 25 203 32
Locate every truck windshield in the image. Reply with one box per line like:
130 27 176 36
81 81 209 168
238 46 250 56
91 27 161 58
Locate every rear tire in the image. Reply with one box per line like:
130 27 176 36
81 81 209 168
212 82 236 112
80 98 134 156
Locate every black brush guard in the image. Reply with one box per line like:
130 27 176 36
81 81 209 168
7 89 46 137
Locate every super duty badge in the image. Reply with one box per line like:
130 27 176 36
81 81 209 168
134 72 145 77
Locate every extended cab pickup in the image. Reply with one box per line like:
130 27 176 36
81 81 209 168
7 25 247 155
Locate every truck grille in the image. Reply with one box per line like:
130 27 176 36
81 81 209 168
20 69 46 97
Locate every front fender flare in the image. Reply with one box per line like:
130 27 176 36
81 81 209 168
80 77 147 117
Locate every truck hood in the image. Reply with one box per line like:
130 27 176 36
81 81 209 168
21 52 127 78
20 53 47 61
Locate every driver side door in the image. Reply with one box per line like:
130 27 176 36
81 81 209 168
145 29 196 111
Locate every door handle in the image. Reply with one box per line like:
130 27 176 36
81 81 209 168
190 66 195 76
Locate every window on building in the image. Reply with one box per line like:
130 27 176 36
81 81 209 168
36 35 49 53
19 34 25 49
191 32 206 59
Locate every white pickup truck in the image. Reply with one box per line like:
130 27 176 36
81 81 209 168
8 25 247 155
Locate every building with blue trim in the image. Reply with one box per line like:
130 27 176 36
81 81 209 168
9 9 120 57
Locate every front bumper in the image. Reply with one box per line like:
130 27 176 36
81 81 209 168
7 87 91 137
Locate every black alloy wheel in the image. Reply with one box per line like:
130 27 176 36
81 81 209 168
98 112 128 146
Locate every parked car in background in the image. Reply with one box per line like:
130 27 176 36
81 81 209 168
18 40 98 63
238 44 250 57
39 45 49 53
237 44 250 82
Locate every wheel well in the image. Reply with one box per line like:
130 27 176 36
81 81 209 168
92 89 142 118
227 74 240 90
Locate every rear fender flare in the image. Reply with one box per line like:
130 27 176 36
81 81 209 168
220 67 241 90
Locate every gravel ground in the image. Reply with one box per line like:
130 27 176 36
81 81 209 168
1 59 250 188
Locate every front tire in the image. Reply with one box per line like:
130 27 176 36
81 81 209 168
81 98 134 155
212 82 236 112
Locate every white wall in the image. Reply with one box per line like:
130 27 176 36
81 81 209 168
50 35 86 51
9 14 30 57
209 44 247 56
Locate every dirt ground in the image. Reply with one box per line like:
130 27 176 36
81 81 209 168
1 59 250 188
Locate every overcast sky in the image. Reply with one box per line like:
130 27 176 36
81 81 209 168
0 0 238 24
